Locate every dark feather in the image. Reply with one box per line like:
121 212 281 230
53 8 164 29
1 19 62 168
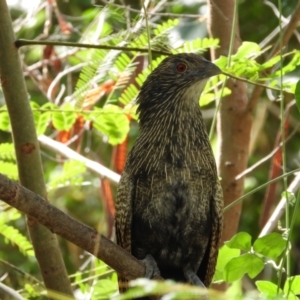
115 53 223 293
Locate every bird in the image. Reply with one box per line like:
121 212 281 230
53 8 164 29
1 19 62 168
115 53 223 294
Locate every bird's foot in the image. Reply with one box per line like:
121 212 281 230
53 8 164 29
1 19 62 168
141 254 161 279
184 269 206 288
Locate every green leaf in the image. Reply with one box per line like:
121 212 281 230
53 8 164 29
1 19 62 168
52 103 77 131
224 253 264 282
0 143 15 161
273 51 300 78
199 93 215 106
74 49 108 107
0 161 18 180
48 160 86 190
256 280 283 298
213 245 240 282
284 276 300 295
261 55 281 69
92 105 130 145
225 232 252 251
214 56 228 69
0 207 21 224
295 79 300 114
282 191 296 206
36 111 51 135
34 102 56 135
234 42 261 59
0 106 11 131
253 232 286 260
0 223 34 257
119 84 139 105
153 19 179 36
174 38 219 54
92 279 118 298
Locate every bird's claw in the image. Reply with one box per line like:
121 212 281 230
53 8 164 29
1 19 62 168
142 254 161 279
184 269 206 288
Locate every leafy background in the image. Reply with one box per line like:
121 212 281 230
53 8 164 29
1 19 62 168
1 0 300 299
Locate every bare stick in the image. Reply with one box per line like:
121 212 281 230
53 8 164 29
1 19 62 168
38 135 120 183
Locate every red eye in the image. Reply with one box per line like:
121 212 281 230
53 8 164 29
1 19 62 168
176 63 187 73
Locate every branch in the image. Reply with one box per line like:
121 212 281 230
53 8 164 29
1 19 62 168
0 173 152 282
259 171 300 237
248 1 300 110
38 135 120 183
15 39 171 56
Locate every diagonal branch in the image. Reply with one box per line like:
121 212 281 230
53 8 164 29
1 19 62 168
38 135 120 183
0 172 151 282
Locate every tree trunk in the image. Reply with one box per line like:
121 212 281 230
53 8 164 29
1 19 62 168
0 0 73 297
207 0 252 245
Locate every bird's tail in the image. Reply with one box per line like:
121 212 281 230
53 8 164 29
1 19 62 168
118 275 129 293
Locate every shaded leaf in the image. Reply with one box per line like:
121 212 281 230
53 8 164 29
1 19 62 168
224 253 264 282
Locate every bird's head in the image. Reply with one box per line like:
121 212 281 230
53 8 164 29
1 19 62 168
136 53 221 119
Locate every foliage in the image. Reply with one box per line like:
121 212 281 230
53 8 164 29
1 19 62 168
0 206 33 257
1 0 300 299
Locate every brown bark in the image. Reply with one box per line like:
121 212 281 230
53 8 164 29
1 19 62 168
207 0 252 244
0 172 158 282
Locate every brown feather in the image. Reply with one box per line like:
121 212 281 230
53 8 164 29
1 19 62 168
115 53 223 293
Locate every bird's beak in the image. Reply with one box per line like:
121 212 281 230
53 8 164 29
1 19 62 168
205 60 222 78
201 58 222 78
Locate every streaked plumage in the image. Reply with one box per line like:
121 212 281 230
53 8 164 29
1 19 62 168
115 53 223 292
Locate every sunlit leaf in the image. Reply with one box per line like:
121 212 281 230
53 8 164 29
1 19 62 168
92 105 130 145
284 276 300 295
256 281 283 298
295 79 300 114
0 106 10 131
213 245 240 282
52 103 77 131
253 232 286 260
0 143 15 161
234 42 261 59
225 232 252 251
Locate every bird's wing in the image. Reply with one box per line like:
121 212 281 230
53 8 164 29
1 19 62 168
202 180 224 287
115 171 134 292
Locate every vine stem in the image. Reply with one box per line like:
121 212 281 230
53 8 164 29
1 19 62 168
277 0 290 291
209 0 238 140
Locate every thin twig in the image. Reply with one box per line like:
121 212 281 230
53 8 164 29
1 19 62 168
38 135 120 183
15 39 172 56
259 171 300 237
99 0 205 19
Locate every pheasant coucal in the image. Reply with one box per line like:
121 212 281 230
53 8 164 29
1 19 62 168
115 53 223 292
